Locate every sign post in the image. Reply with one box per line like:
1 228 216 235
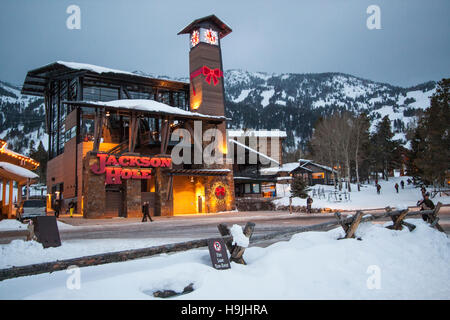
207 238 231 270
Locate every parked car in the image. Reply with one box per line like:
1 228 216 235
16 199 47 222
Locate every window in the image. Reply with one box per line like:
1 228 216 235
312 172 325 179
83 86 119 101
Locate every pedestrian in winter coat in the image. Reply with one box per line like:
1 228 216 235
400 180 405 189
376 184 381 194
306 196 313 213
417 193 435 222
395 183 399 193
421 186 427 198
142 201 153 222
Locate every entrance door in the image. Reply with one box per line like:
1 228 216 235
105 186 124 217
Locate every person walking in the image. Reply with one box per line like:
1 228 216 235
306 196 313 213
417 193 435 222
54 199 60 218
376 183 381 195
68 200 75 218
395 183 399 193
400 180 405 189
421 186 427 198
142 201 153 222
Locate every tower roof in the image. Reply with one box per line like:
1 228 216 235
178 14 232 39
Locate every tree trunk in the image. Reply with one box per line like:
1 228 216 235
355 146 360 191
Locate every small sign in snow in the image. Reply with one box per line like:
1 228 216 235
207 238 230 270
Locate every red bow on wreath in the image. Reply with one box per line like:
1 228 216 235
190 66 223 96
215 186 226 198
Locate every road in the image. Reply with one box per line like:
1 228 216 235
1 206 449 245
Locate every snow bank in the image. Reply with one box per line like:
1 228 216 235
0 220 28 231
0 219 448 299
0 237 194 269
0 219 74 232
230 224 249 248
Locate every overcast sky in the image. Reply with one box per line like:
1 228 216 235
1 0 449 87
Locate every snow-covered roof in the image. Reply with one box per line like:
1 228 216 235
298 159 336 173
260 162 299 174
229 139 280 165
0 162 39 182
65 99 227 121
228 130 287 138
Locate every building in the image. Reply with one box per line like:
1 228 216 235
228 130 286 198
21 15 236 218
260 158 337 192
0 139 40 219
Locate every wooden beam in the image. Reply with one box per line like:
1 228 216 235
8 180 13 219
334 212 349 233
430 202 444 232
229 222 255 265
344 211 363 239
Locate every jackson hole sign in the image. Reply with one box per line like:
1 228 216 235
90 153 172 184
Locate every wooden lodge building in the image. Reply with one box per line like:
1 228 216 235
21 15 237 218
0 139 40 219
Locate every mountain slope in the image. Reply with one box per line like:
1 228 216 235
0 71 437 155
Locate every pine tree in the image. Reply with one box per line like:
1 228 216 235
29 141 48 184
412 79 450 187
290 175 310 198
371 115 396 180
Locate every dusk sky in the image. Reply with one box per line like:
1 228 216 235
1 0 449 87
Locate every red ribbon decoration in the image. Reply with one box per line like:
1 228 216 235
190 66 223 96
215 186 226 198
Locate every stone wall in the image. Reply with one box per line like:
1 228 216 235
82 152 106 218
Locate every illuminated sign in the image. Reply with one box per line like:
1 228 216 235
90 154 172 185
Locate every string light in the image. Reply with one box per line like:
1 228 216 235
0 140 40 169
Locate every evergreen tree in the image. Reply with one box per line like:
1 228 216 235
290 175 310 198
412 79 450 187
28 141 48 184
371 115 396 180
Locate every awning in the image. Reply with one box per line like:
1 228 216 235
167 168 230 176
0 162 39 185
62 100 229 123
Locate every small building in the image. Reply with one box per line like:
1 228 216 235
292 159 336 185
228 130 286 198
0 139 40 219
260 159 336 192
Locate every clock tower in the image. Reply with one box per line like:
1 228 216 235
178 15 235 213
178 14 231 129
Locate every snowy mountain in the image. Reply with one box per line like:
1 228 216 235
223 70 436 151
0 81 46 155
0 70 437 155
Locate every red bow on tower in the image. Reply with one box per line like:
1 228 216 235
202 66 223 86
190 66 223 95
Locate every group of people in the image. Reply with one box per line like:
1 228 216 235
375 179 406 195
53 198 76 218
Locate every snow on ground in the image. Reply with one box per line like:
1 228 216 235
0 219 74 232
0 237 195 269
274 176 450 210
0 219 448 299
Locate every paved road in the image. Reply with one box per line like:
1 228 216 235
1 206 449 245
